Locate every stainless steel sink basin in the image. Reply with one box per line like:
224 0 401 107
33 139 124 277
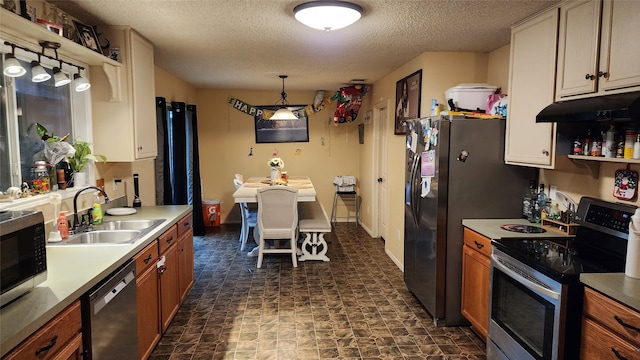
94 219 164 231
48 219 166 246
63 230 141 245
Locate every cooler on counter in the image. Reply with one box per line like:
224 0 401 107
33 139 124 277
203 199 220 227
445 83 498 112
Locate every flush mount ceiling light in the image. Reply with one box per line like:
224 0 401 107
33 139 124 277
294 1 363 31
270 75 298 120
3 44 26 77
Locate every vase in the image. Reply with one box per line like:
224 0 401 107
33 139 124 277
73 171 87 187
270 167 281 181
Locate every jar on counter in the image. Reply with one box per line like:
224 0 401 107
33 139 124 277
31 161 51 194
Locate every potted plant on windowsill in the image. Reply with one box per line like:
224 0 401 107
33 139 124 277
67 138 107 187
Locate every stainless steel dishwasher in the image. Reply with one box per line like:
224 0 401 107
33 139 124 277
82 260 137 359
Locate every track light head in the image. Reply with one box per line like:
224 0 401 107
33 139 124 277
31 60 51 83
53 67 71 87
3 54 26 77
73 73 91 92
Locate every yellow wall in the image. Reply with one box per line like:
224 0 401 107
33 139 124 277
195 88 366 223
366 52 490 267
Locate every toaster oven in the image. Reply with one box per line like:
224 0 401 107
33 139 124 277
0 210 47 306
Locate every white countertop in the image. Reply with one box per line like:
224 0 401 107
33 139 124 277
232 176 317 203
462 218 574 240
0 205 192 357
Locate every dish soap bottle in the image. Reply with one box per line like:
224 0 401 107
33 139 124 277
92 194 103 225
58 211 69 240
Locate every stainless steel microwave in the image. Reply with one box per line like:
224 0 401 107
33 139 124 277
0 210 47 306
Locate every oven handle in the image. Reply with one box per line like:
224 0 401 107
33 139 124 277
491 253 561 300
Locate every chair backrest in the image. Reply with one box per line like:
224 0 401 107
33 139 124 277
233 178 243 189
257 186 298 239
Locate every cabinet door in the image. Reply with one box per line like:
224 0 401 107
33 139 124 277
178 227 194 303
50 333 83 360
137 263 161 360
555 0 602 99
461 244 490 340
130 30 157 159
581 318 640 359
159 243 180 332
505 8 559 167
598 0 640 92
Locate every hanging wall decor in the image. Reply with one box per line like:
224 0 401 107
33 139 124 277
613 165 638 200
395 69 422 135
254 105 309 143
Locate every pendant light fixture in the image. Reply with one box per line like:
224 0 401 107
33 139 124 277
73 68 91 92
53 61 71 87
30 57 51 83
294 1 363 31
270 75 298 120
3 44 26 77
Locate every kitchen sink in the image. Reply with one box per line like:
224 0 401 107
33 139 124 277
48 219 166 246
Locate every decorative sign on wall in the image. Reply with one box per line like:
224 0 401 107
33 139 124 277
227 95 333 120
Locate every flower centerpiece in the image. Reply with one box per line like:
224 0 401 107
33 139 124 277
268 157 284 181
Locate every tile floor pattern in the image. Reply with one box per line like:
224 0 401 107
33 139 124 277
149 224 487 360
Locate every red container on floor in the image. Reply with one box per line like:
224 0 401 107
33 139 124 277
202 200 220 227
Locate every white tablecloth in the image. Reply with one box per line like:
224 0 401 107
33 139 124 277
232 177 316 203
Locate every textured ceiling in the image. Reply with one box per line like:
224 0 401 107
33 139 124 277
51 0 560 91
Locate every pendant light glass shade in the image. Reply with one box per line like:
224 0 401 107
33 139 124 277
53 67 71 87
3 54 26 77
30 61 51 82
271 107 298 120
73 73 91 92
294 1 363 31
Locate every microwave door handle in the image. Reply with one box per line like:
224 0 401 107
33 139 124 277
491 253 561 300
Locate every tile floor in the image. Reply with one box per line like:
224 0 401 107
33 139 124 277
149 223 487 360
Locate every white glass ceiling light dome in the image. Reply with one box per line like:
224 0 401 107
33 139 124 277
271 75 298 120
294 1 363 31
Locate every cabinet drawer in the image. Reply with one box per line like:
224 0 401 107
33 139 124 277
463 228 492 258
581 317 640 360
177 213 193 237
4 300 82 360
134 240 158 274
583 287 640 346
158 225 178 255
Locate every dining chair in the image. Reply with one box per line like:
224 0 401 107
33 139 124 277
256 186 299 268
233 178 257 251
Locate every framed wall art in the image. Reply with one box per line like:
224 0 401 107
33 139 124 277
394 69 422 135
36 19 63 36
254 105 309 143
73 20 102 54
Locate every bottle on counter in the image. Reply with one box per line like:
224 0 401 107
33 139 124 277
583 129 592 156
634 133 640 160
58 211 69 240
522 180 537 221
572 135 583 155
92 194 103 225
604 126 616 158
625 129 637 159
534 183 547 223
617 134 625 158
591 132 602 157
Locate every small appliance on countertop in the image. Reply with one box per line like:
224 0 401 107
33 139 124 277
0 210 47 307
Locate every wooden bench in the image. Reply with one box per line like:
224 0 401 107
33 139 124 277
297 201 331 262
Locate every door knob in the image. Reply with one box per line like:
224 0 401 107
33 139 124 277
598 71 608 78
585 74 595 80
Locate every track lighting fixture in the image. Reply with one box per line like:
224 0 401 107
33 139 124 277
3 44 26 77
3 41 90 90
270 75 298 120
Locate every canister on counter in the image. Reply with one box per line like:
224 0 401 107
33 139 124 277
31 161 50 194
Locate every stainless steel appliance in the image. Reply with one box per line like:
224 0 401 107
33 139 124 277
0 210 47 306
488 197 635 360
82 260 137 359
404 116 535 325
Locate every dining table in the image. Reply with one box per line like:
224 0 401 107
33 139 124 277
232 176 317 203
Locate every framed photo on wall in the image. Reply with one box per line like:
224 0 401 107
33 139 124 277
36 19 63 36
73 20 102 55
394 69 422 135
254 105 309 143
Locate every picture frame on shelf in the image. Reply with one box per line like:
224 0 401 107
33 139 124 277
73 20 102 55
254 105 309 143
394 69 422 135
36 19 63 36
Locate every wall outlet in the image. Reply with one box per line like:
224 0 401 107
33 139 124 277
549 185 557 200
113 179 122 191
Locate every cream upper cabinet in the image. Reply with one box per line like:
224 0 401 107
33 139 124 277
556 0 640 100
91 27 157 161
505 8 559 168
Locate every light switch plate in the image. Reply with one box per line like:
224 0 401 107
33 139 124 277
549 185 557 200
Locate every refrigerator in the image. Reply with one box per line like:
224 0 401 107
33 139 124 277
404 116 536 326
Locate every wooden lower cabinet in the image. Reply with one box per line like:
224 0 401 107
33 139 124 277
159 241 180 333
136 262 161 359
461 228 492 340
3 300 82 360
581 287 640 359
178 227 194 303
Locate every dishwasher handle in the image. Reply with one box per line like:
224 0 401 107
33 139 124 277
92 267 136 315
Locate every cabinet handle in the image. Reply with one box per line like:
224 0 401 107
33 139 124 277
184 222 191 228
614 315 640 332
35 335 58 355
143 254 152 264
611 347 628 360
585 74 595 80
166 236 173 243
158 265 167 274
138 146 143 151
598 71 608 78
542 150 549 156
474 240 484 249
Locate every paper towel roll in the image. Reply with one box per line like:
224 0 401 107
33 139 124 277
626 210 640 278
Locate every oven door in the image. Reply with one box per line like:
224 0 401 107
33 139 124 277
488 248 565 360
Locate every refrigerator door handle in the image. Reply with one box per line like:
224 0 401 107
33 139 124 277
410 153 421 226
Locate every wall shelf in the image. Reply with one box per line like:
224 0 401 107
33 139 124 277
0 8 121 68
567 154 640 164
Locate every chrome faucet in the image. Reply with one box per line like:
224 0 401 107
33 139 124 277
73 186 109 232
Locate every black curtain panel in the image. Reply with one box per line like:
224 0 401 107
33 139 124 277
155 98 205 235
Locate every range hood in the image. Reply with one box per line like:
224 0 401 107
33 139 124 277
536 91 640 123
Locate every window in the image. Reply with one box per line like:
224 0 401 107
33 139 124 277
1 50 91 194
